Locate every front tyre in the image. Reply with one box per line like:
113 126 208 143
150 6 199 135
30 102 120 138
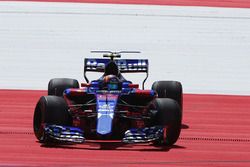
153 98 182 146
33 96 72 142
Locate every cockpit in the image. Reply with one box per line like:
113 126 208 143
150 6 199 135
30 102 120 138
102 75 121 90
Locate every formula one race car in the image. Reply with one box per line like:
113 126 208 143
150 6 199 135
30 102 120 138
33 51 183 146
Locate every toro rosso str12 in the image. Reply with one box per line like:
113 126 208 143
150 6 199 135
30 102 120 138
33 51 183 146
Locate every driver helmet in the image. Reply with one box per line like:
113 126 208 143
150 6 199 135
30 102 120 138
103 75 120 90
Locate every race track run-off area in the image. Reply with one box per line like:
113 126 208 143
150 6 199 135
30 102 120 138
0 90 250 167
0 90 250 166
1 0 250 166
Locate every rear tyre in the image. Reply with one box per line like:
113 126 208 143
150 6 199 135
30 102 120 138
33 96 72 142
153 98 182 146
152 81 183 112
48 78 79 96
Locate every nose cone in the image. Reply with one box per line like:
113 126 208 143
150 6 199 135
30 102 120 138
97 112 114 135
96 94 118 136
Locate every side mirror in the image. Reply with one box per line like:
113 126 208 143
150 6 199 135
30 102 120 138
128 84 139 89
81 83 90 87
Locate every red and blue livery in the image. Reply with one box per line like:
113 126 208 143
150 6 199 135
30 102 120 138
33 51 183 146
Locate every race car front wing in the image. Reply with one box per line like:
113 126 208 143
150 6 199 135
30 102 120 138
44 124 85 143
122 126 164 143
43 124 165 144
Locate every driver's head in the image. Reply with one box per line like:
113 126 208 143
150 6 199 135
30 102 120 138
104 61 119 76
103 75 117 83
103 75 120 90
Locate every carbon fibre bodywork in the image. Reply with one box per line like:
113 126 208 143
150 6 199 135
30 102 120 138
63 81 157 139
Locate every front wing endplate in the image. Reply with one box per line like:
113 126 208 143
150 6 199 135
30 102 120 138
122 126 164 143
44 124 85 143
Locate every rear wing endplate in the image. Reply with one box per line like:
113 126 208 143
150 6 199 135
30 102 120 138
84 58 148 89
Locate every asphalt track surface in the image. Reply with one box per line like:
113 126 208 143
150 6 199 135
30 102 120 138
0 90 250 167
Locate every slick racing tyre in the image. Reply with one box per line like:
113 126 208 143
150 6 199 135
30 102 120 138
153 98 182 146
48 78 79 96
33 96 72 142
152 81 183 112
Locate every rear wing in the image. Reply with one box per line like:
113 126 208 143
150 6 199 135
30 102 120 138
84 58 148 89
